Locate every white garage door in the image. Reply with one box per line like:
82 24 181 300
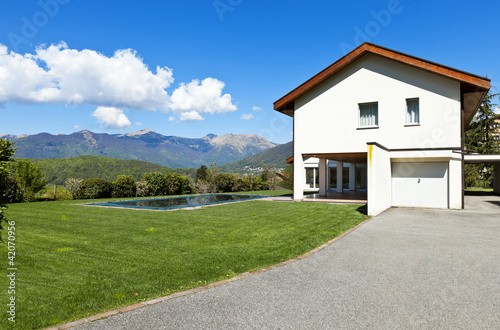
391 162 448 208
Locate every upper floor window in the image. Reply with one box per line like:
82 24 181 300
406 98 419 125
359 102 378 127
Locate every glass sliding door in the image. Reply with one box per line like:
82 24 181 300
306 168 314 188
355 164 367 190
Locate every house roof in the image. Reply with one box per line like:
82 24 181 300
273 42 490 126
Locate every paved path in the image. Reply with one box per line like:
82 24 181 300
76 194 500 329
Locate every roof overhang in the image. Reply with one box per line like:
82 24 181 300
303 152 367 163
273 42 490 126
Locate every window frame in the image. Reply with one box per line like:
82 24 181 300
357 102 379 129
405 98 420 126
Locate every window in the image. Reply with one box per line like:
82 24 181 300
359 102 378 127
305 167 319 189
406 98 419 124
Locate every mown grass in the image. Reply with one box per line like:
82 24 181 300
0 191 368 329
465 187 494 192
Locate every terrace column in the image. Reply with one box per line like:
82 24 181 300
319 158 327 196
337 161 343 194
293 155 305 201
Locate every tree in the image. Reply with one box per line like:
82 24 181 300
465 91 500 154
465 91 500 188
279 164 294 190
0 139 16 237
64 178 83 200
141 172 168 196
112 175 136 198
79 178 112 199
15 160 46 202
196 163 218 193
196 165 208 182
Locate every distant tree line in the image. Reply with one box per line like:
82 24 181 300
2 144 293 203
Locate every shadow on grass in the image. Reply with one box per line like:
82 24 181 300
356 204 368 216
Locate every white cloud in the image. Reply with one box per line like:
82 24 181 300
495 106 500 115
91 107 131 129
168 116 176 122
0 42 237 121
252 106 262 111
240 113 254 120
73 124 81 129
169 78 237 121
179 111 205 122
135 122 142 126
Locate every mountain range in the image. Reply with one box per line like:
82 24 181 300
1 129 278 168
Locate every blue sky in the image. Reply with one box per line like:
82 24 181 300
0 0 499 144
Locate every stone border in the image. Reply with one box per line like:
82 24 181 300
45 216 372 329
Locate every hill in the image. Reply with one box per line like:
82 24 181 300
2 129 277 168
220 141 292 175
15 156 196 185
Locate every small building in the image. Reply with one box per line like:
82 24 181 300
274 43 490 215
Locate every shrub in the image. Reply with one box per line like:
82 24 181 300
141 172 168 196
279 164 293 190
177 175 193 194
15 160 46 202
142 172 193 196
65 178 83 200
3 176 22 203
164 173 181 195
215 173 235 192
135 181 149 197
234 177 250 192
79 178 112 199
112 175 136 198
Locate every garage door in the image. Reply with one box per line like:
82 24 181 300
391 162 448 208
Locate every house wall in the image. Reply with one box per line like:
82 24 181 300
293 54 462 154
367 144 392 215
292 54 463 212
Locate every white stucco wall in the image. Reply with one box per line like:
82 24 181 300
293 54 462 154
291 53 464 212
367 144 392 216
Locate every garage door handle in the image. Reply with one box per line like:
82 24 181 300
418 178 421 183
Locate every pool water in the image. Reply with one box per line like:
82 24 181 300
86 194 268 210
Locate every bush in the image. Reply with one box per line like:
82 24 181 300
142 172 193 196
79 178 112 199
215 173 235 192
65 178 83 200
15 160 46 202
141 172 168 196
112 175 136 198
3 176 22 203
279 164 293 190
177 175 193 195
135 181 149 197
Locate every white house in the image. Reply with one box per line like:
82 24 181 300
274 43 490 216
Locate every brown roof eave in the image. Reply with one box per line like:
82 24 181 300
273 42 491 113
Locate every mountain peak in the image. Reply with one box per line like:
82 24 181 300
118 129 155 137
204 133 217 139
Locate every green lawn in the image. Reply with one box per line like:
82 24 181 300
0 191 368 329
465 187 494 192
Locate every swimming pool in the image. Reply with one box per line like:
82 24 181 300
86 194 268 211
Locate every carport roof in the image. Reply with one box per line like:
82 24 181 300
274 42 490 127
464 154 500 163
